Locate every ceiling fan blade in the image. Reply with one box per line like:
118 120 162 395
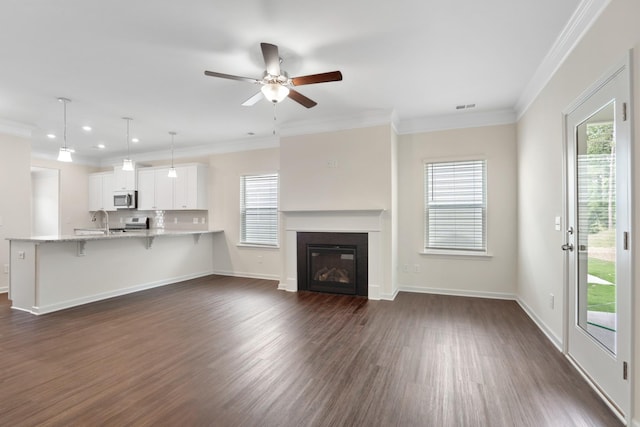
261 43 281 76
204 71 260 84
288 89 317 108
291 71 343 86
241 91 264 107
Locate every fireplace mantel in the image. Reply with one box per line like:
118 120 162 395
279 210 384 299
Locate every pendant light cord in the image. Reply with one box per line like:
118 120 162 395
62 99 67 149
170 131 176 168
126 118 131 159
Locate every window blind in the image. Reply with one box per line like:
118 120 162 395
425 160 486 251
240 173 279 246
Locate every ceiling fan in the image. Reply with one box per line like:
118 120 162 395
204 42 342 108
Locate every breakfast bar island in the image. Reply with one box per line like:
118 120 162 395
7 229 222 315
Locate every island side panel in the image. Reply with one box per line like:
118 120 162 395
33 233 214 314
9 240 37 313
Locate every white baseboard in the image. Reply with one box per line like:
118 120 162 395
515 297 563 352
379 286 398 301
0 286 7 294
397 284 516 301
212 269 280 281
29 270 215 315
277 281 296 292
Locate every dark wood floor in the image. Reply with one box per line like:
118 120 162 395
0 276 621 426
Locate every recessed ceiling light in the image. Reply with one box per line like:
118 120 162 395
47 133 56 139
96 144 106 149
82 125 92 132
131 138 139 143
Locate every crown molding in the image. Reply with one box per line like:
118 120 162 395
515 0 611 119
0 118 33 139
396 109 516 135
279 110 394 137
97 135 280 167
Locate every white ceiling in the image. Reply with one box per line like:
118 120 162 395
0 0 587 165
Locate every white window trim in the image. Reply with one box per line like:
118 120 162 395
423 157 489 255
239 172 279 247
421 249 492 258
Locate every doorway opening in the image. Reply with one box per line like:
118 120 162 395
31 167 60 236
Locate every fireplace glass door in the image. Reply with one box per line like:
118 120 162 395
307 245 357 295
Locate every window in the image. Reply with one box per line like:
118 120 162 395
240 173 279 246
424 160 486 252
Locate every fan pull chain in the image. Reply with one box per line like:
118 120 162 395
273 102 277 136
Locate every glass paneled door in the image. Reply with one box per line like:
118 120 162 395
564 56 631 421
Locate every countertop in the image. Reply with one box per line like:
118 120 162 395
7 229 223 243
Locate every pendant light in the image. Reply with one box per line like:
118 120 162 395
167 131 177 178
122 117 134 171
57 97 72 162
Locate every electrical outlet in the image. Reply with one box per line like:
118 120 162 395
193 218 198 224
413 264 420 273
201 217 206 224
18 251 25 260
3 264 8 274
174 217 178 224
549 293 555 309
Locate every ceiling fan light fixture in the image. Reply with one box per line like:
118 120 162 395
261 83 289 103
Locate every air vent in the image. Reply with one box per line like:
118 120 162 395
456 104 476 110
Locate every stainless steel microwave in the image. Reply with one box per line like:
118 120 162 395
114 191 137 209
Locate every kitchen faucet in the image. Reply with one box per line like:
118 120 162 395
91 209 109 234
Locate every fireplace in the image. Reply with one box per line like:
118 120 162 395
297 232 368 296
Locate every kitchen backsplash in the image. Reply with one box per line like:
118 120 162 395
96 210 210 231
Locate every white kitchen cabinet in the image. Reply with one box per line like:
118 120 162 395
88 172 115 211
137 168 174 210
113 165 137 191
137 164 208 211
173 164 208 210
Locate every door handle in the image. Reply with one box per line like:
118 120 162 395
561 243 574 251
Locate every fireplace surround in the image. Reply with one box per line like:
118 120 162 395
279 210 384 300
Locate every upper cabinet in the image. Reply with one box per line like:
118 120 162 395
174 164 208 210
113 165 137 191
138 164 208 211
138 168 173 211
88 172 115 211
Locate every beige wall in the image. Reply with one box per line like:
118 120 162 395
0 133 31 291
397 124 518 297
280 125 396 295
516 0 640 421
209 148 281 280
280 126 392 211
31 158 99 235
